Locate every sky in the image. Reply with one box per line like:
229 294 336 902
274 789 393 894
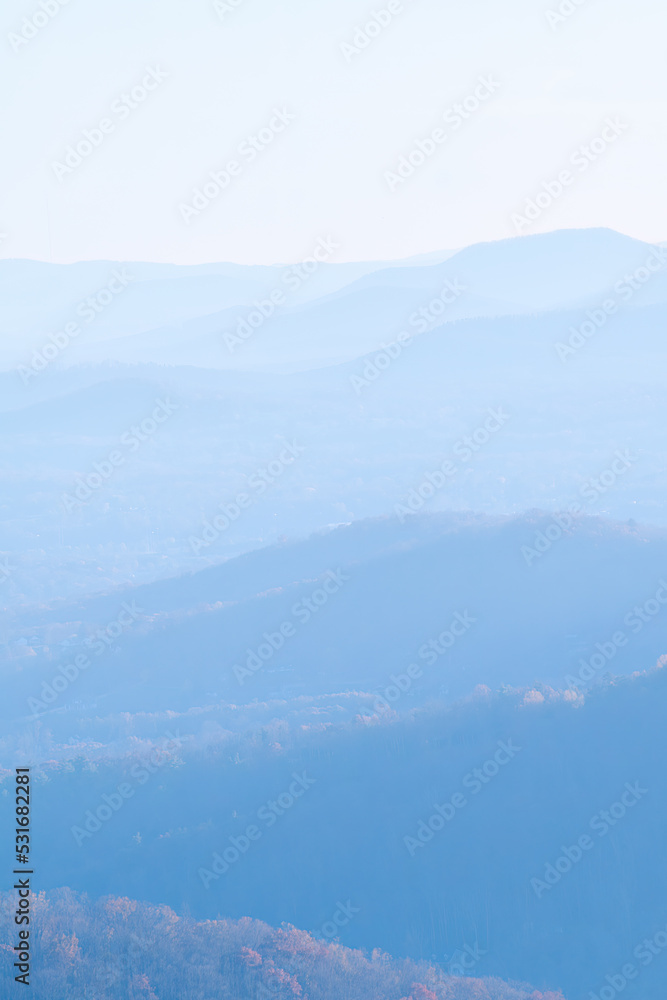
1 0 665 264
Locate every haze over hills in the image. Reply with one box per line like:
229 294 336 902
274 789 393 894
1 512 666 778
6 0 667 991
2 226 667 606
2 228 667 1000
1 228 666 372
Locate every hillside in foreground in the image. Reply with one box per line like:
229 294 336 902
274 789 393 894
0 889 564 1000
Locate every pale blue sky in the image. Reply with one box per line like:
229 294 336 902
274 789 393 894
1 0 665 263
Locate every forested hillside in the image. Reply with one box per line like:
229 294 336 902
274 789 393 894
4 663 666 998
0 889 564 1000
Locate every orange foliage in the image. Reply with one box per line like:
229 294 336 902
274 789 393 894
104 898 138 919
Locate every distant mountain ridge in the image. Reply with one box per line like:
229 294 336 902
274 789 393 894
2 228 666 372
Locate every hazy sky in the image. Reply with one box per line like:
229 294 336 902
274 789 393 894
1 0 665 263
